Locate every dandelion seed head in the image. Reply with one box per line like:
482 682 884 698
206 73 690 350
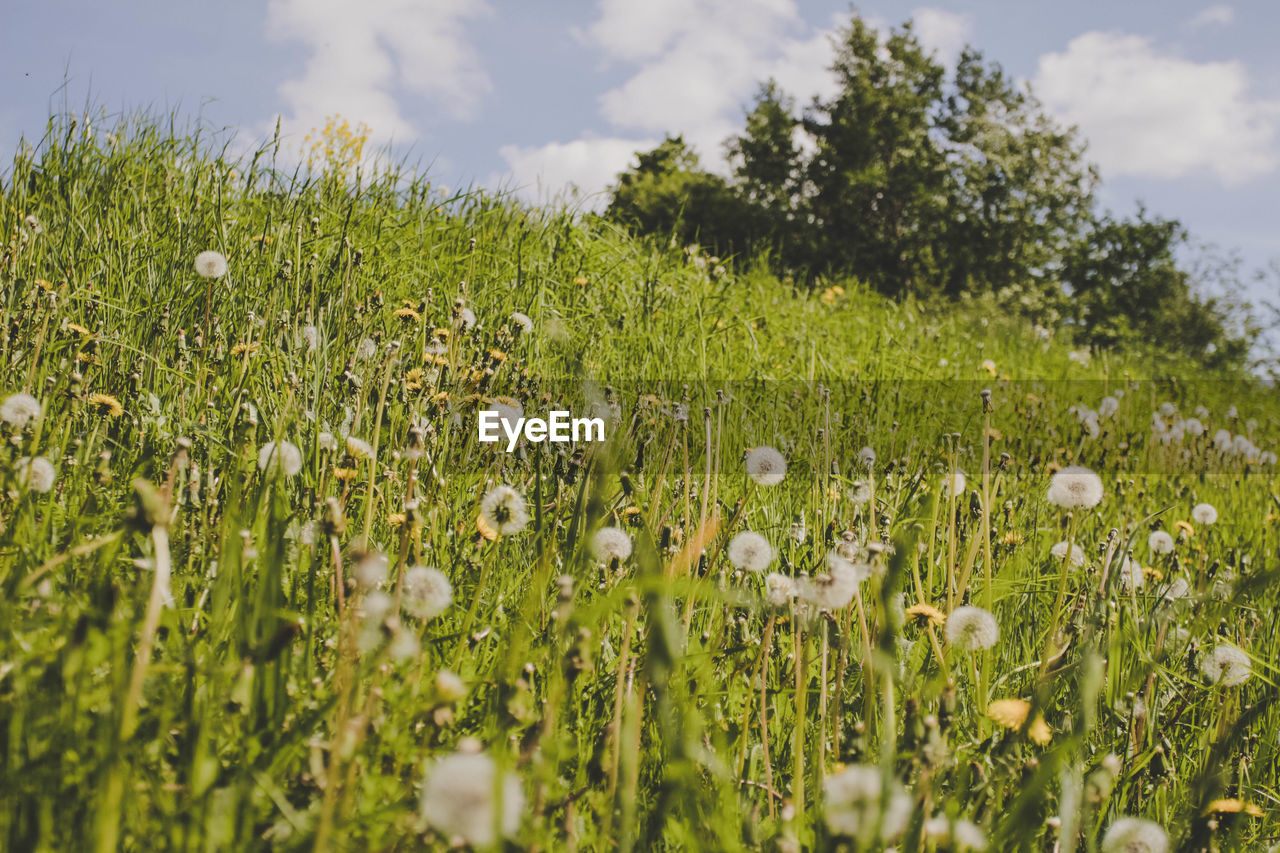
1098 396 1119 418
764 572 797 608
1100 817 1169 853
1191 503 1217 525
943 470 967 496
317 431 338 452
257 440 303 477
420 752 522 846
301 325 318 352
194 250 227 279
402 566 453 620
1050 540 1087 567
435 669 467 702
822 765 910 842
1047 466 1104 510
480 485 529 535
1117 556 1144 593
1 393 42 427
590 526 633 562
354 551 389 589
923 816 987 851
15 456 55 492
1200 643 1251 687
355 337 377 360
510 312 533 334
1147 530 1175 555
944 605 999 651
727 530 773 572
857 446 876 469
457 307 477 329
745 446 787 486
345 436 374 460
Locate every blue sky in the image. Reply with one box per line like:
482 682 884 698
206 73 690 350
4 0 1278 288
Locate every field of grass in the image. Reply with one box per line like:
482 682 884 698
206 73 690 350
2 116 1278 851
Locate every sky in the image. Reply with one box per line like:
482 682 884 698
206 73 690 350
3 0 1279 290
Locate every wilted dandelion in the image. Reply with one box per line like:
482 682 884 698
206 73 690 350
194 250 227 278
420 752 522 846
1 392 42 427
944 605 999 650
1200 643 1251 687
1047 465 1104 509
822 765 911 842
14 456 55 492
744 446 787 486
87 393 123 417
257 441 303 477
1147 530 1175 555
590 526 633 563
1191 503 1217 525
402 566 453 620
480 485 530 535
1100 817 1168 853
727 530 773 572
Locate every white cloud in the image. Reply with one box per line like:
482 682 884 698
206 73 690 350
498 137 658 209
1187 4 1235 28
264 0 492 147
1033 32 1280 185
911 8 972 67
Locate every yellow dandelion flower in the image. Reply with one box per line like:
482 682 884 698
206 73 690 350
250 234 274 246
986 427 1003 441
1142 566 1163 581
1046 461 1063 474
574 276 589 286
87 393 123 417
905 602 947 628
394 306 421 323
1174 520 1195 538
432 328 450 340
333 467 359 481
387 512 407 527
486 348 507 363
1204 799 1262 817
1001 531 1024 546
988 698 1030 729
980 359 997 376
1028 716 1052 745
66 322 94 338
230 341 260 358
404 368 424 392
476 512 499 542
820 287 839 305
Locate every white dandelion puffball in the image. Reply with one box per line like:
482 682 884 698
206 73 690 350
1117 556 1144 593
1100 817 1169 853
943 470 967 496
457 307 477 329
345 436 374 460
857 446 876 469
301 325 318 352
727 530 773 572
1050 540 1087 567
590 526 633 562
420 752 523 846
1213 429 1233 451
764 572 797 608
480 485 530 535
257 441 303 477
1098 396 1119 418
1183 417 1204 437
1158 402 1176 418
823 765 911 842
435 669 467 702
745 445 787 486
354 551 389 589
402 566 453 620
923 815 987 851
15 456 56 492
1047 466 1104 510
355 337 377 360
1 393 42 428
194 250 227 279
944 605 999 651
799 552 864 610
1147 530 1175 555
510 311 533 334
317 431 338 453
1200 643 1251 687
1191 503 1217 525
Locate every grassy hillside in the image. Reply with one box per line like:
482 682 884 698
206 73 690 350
2 116 1278 851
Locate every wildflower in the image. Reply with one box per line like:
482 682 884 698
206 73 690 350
980 359 996 376
354 551 389 589
944 606 999 651
1050 540 1087 567
1203 799 1263 817
1200 644 1251 687
1213 429 1233 452
1117 556 1144 593
1100 817 1169 853
302 325 319 352
87 393 123 417
420 752 523 846
727 530 773 572
987 699 1051 744
1 393 42 427
194 250 228 278
436 669 467 702
923 815 987 851
15 456 55 492
510 312 533 334
355 337 377 360
849 481 873 504
943 471 967 496
457 307 477 329
345 436 374 460
1099 396 1120 418
1173 520 1194 538
1047 466 1104 510
857 446 876 469
822 765 911 842
318 431 337 452
744 446 787 486
590 526 633 563
1191 503 1217 525
394 305 421 323
905 602 946 628
800 552 864 610
1147 530 1175 555
764 572 797 608
1183 417 1204 437
257 440 303 477
402 566 453 620
479 485 529 535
